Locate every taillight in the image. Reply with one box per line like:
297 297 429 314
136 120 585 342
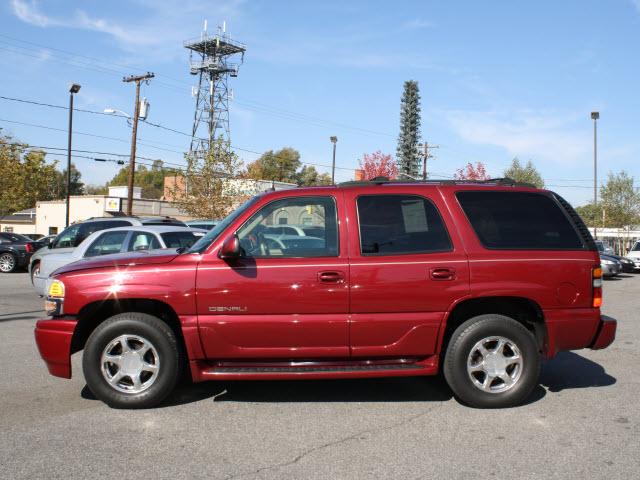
25 243 34 253
592 266 602 308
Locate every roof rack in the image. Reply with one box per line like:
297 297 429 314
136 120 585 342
337 177 537 189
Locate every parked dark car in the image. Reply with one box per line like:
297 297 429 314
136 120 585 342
600 254 622 277
0 232 37 273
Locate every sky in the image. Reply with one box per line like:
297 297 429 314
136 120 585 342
1 0 640 206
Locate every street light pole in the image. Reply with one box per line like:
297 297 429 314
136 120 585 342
330 136 338 185
65 83 81 227
591 111 599 239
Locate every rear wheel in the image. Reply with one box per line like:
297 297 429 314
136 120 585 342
0 253 17 273
444 314 540 408
82 312 182 409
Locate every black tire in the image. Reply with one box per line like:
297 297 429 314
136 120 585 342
82 312 182 409
443 314 540 409
30 261 40 284
0 252 17 273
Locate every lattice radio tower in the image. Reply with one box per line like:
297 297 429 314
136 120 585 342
184 21 245 160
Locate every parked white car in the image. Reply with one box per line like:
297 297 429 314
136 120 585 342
627 241 640 271
32 226 206 295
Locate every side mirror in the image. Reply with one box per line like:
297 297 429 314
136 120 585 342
218 234 241 260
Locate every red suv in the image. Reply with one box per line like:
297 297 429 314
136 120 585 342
34 179 616 409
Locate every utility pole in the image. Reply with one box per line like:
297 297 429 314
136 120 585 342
418 142 439 180
591 111 599 239
330 136 338 184
123 72 154 216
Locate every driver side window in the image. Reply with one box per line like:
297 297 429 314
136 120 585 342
236 196 338 258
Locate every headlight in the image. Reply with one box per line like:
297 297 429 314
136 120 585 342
601 259 614 265
46 278 65 298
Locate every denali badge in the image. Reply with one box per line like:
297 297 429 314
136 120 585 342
208 306 248 312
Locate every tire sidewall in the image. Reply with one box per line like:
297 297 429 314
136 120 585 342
82 313 180 409
444 314 540 409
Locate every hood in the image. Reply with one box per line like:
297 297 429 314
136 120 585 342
33 246 75 262
52 248 180 276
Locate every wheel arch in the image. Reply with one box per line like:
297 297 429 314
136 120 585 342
71 298 188 359
439 296 546 359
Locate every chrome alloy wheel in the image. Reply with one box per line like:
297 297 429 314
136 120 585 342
101 334 160 394
467 336 523 393
0 253 16 273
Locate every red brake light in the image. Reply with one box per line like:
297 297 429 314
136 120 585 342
25 243 34 253
592 266 602 308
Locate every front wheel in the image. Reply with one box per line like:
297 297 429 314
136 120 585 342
443 314 540 408
82 312 182 409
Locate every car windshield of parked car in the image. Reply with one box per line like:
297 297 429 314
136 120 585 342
633 243 640 251
187 197 260 254
161 231 205 249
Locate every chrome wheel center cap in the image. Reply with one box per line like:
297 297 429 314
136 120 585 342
121 352 143 376
483 352 507 376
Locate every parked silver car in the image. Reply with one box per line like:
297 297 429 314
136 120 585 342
31 226 206 295
627 241 640 271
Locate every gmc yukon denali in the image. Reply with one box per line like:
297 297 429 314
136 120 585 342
34 179 617 409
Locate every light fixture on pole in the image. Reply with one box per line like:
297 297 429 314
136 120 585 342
65 83 81 227
330 136 338 184
591 111 599 239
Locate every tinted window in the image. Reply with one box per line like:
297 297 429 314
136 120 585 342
633 243 640 252
237 197 338 258
457 191 583 250
357 195 452 255
128 232 161 252
160 232 202 249
84 231 128 257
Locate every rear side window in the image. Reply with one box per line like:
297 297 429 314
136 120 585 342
357 195 452 255
456 191 583 250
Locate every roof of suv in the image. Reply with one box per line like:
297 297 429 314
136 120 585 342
74 216 185 226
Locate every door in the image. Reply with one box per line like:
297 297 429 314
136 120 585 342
344 189 470 357
196 194 350 359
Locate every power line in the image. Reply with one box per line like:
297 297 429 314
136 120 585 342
0 33 395 138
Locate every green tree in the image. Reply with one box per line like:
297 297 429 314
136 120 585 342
245 148 330 186
105 159 169 199
575 203 599 227
170 138 244 219
0 135 58 216
396 80 422 178
503 157 545 188
295 165 332 186
54 163 85 198
575 171 640 227
245 148 301 183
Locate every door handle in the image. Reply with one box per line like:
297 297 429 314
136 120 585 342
318 271 345 283
430 267 456 281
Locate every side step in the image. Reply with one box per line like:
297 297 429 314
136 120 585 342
191 357 439 382
211 363 423 374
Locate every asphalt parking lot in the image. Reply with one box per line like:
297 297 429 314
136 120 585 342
0 272 638 480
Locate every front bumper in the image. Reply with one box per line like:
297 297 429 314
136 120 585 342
589 315 617 350
601 263 621 277
34 317 77 378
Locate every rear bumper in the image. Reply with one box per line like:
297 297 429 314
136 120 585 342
34 318 77 379
544 309 617 358
601 263 621 277
589 315 617 350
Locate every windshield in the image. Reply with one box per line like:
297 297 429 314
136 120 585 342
595 241 604 252
187 196 260 254
633 242 640 252
3 233 31 242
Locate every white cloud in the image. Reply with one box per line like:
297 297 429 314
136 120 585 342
402 18 434 30
9 0 245 57
10 0 61 27
442 109 590 165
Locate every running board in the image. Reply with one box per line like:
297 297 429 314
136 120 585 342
209 363 423 374
190 357 439 382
